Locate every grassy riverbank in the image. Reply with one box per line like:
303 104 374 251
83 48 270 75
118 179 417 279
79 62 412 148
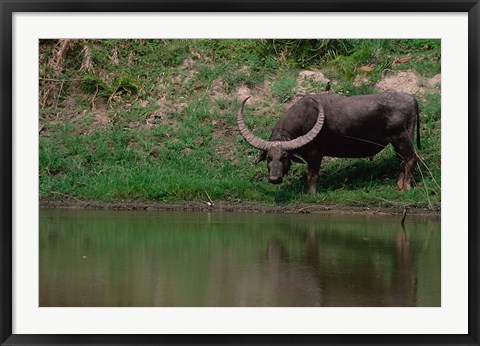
39 39 441 210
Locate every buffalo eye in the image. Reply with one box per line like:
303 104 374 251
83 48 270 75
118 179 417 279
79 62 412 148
281 153 288 160
267 155 272 162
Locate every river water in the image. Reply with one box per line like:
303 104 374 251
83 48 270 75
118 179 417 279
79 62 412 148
39 209 440 307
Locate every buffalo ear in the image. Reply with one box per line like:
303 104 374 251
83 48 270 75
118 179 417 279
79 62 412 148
291 154 306 164
256 151 267 163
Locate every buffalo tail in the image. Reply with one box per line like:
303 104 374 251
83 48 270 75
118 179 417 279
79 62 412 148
416 99 421 150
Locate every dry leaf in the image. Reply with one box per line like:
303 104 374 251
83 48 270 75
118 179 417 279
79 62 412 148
359 65 374 72
394 57 413 64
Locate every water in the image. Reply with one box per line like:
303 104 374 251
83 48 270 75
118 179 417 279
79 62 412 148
39 209 440 307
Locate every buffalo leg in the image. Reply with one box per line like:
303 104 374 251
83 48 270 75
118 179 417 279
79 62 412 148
392 133 418 191
307 159 322 195
396 171 406 190
402 156 417 190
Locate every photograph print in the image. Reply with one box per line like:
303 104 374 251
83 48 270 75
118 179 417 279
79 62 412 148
39 39 441 307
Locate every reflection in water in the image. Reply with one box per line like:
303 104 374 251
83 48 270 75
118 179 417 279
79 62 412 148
39 209 440 307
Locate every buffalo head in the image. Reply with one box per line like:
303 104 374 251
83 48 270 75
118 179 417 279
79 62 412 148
236 96 325 184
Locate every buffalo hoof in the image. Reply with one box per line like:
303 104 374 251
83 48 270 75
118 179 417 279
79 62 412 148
396 180 412 191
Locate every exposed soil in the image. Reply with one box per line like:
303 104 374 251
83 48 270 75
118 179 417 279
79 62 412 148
40 197 440 217
296 70 329 93
375 70 441 95
235 80 271 104
209 78 225 100
375 70 422 94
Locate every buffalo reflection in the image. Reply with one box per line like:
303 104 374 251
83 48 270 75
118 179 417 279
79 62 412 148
233 224 426 307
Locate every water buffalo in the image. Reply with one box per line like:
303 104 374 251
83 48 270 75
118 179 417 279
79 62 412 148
237 91 420 194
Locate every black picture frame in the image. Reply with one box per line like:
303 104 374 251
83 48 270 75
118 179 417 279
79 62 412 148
1 1 479 345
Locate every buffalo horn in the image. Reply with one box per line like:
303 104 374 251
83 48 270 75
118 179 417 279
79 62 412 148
236 96 325 151
281 97 325 150
236 96 272 151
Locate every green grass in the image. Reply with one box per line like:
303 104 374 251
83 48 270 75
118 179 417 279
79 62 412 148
39 39 441 209
271 72 298 102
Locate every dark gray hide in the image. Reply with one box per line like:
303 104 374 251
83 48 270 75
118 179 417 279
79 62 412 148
237 91 420 194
